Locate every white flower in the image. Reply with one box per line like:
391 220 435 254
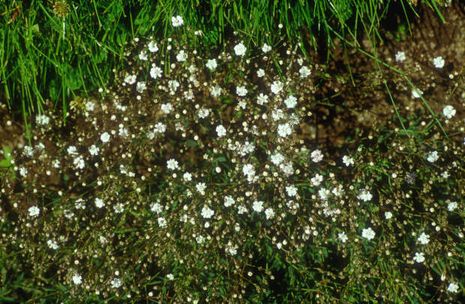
100 132 110 143
361 227 376 240
201 206 214 219
342 155 354 166
284 95 297 109
242 164 256 181
216 125 227 137
124 74 137 85
411 88 423 99
257 68 265 78
136 81 146 93
443 105 456 119
171 15 184 27
47 239 59 250
426 151 439 163
206 59 217 70
197 108 210 119
89 145 99 156
271 152 285 166
167 159 179 170
270 80 284 94
111 278 122 289
95 198 105 208
158 217 167 228
148 41 158 53
299 66 311 78
433 56 445 69
36 114 50 126
447 201 458 212
150 65 163 79
166 273 175 281
311 174 323 186
277 123 292 137
168 80 180 93
176 50 188 62
236 86 248 97
234 42 247 56
196 182 207 195
311 149 323 163
67 146 78 155
262 43 272 53
447 282 459 293
183 172 192 182
384 211 393 219
150 202 163 213
395 51 406 62
161 103 173 114
72 273 82 285
19 167 28 177
252 201 264 213
413 252 425 263
28 206 40 217
211 85 222 97
138 50 148 61
224 196 235 207
417 232 430 245
265 208 275 219
358 190 373 202
338 232 348 243
286 185 298 197
257 93 269 105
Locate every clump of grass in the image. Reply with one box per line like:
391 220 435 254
0 0 448 121
0 31 464 303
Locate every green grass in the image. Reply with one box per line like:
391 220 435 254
0 0 446 122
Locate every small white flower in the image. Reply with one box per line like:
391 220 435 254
150 66 163 79
426 151 439 163
211 85 222 97
262 43 272 53
257 68 265 78
433 56 445 69
277 123 292 137
284 95 297 109
224 196 235 207
167 159 179 170
311 149 324 163
136 81 146 93
411 88 423 99
158 217 167 228
442 105 456 119
138 50 148 61
447 282 459 293
242 164 256 182
252 200 264 213
100 132 110 143
148 41 158 53
166 273 175 281
286 185 298 197
342 155 354 166
176 50 188 62
124 74 137 85
95 198 105 208
299 66 311 78
236 86 248 97
168 80 180 93
150 202 163 213
161 103 173 114
47 239 59 250
216 125 227 137
361 227 376 240
67 146 78 155
270 80 284 95
417 232 430 245
338 232 348 243
36 114 50 126
183 172 192 182
395 51 406 62
72 273 82 285
264 208 275 219
234 42 247 56
171 15 184 27
257 93 269 105
384 211 393 219
271 152 285 166
447 201 458 212
28 206 40 217
89 145 99 156
358 190 373 202
111 278 122 289
201 206 214 219
196 182 207 195
206 59 217 71
311 174 323 187
413 252 425 263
